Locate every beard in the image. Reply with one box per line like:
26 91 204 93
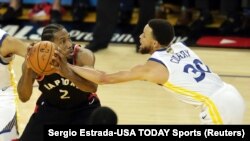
139 45 151 54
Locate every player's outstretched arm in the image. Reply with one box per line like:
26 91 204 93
53 46 169 85
69 60 168 85
0 29 28 57
52 47 138 84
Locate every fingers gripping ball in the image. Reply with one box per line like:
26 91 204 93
27 41 56 75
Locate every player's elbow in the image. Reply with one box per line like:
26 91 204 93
18 94 30 102
88 84 98 93
91 86 98 93
17 89 31 102
98 74 113 85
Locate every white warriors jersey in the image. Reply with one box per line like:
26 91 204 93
0 56 19 140
0 55 16 90
149 42 224 106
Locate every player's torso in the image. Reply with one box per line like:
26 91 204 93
150 42 224 105
37 45 91 109
37 73 91 109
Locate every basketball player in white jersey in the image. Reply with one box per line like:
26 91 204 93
53 19 245 124
0 29 27 140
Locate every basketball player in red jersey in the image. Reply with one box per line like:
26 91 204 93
17 24 101 141
0 28 28 141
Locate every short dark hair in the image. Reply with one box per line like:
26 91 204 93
41 24 64 41
148 19 175 46
88 106 118 125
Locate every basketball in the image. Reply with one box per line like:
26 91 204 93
27 41 57 75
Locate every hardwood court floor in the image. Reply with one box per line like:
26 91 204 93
13 43 250 134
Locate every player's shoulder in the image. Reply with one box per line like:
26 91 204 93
171 42 188 48
0 35 13 57
76 45 94 57
74 44 95 66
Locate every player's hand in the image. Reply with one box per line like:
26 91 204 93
22 59 38 79
51 46 71 77
24 42 39 78
25 42 37 69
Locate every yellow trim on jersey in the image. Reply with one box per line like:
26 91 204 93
163 82 223 124
8 62 19 132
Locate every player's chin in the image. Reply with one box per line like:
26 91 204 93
138 45 143 52
139 48 150 54
69 49 74 55
65 50 74 58
66 54 74 59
